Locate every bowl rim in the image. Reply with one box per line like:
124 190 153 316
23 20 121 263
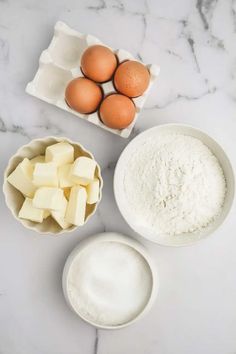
3 136 103 235
113 123 235 247
62 232 159 329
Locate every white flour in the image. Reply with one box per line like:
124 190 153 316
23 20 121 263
67 242 152 326
124 134 226 236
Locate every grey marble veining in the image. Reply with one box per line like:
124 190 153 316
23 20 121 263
0 0 236 353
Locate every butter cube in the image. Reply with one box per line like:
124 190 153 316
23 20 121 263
71 157 96 186
58 164 74 188
43 210 51 219
19 198 45 223
51 196 72 229
30 155 45 165
7 158 36 197
86 179 100 204
33 162 58 187
65 186 87 226
33 187 64 211
45 142 74 166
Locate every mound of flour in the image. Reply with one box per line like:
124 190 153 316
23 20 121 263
123 134 226 236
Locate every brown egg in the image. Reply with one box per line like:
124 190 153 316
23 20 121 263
99 94 136 130
81 45 117 83
65 77 102 114
114 60 150 97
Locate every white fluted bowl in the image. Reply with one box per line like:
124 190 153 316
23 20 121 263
3 136 103 235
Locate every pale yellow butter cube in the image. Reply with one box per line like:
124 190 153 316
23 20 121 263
58 164 74 188
43 210 51 219
33 187 64 211
86 178 100 204
51 196 72 229
30 155 45 165
33 162 58 187
19 197 45 223
7 158 36 197
71 156 96 186
65 186 87 226
45 142 74 166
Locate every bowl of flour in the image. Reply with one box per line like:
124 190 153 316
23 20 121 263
114 124 234 246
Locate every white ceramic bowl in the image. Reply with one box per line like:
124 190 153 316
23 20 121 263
3 136 103 235
62 232 158 329
114 124 235 246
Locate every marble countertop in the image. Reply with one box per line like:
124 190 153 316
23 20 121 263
1 0 236 353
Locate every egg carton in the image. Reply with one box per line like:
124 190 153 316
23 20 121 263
26 21 160 138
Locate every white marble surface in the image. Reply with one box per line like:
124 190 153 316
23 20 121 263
1 0 236 353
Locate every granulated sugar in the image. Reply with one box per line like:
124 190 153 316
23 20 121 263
67 242 152 326
123 134 226 237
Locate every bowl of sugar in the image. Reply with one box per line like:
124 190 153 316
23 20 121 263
114 124 235 246
62 232 158 329
3 136 103 234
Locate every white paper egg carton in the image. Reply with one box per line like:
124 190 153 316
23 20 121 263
26 21 160 138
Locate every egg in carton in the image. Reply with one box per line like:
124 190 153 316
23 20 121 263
26 21 160 138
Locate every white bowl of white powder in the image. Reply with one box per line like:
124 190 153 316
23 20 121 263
62 232 158 329
114 124 234 246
